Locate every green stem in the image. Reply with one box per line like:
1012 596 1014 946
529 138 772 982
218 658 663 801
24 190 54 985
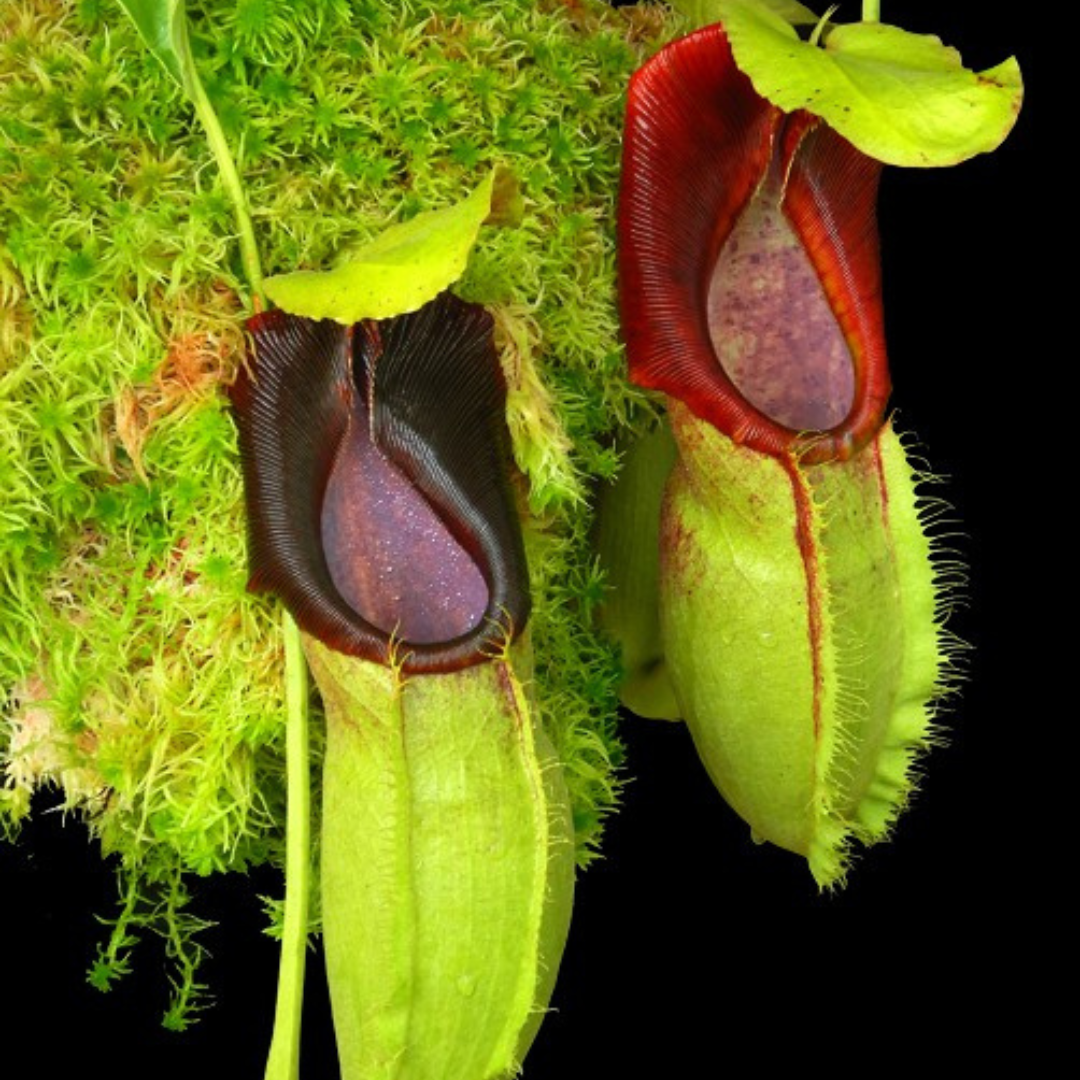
186 67 265 304
181 18 309 1078
264 613 311 1080
175 15 305 1075
862 1 880 21
181 21 308 1074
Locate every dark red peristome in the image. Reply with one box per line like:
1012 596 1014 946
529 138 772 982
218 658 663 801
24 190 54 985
231 292 530 674
618 23 890 463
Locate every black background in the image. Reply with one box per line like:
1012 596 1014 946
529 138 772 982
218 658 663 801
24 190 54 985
1 1 1054 1074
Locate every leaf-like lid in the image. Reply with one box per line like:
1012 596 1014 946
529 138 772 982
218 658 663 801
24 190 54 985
264 168 515 323
701 0 1023 167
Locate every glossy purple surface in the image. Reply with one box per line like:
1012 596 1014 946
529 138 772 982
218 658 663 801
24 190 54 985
707 167 854 433
322 394 489 644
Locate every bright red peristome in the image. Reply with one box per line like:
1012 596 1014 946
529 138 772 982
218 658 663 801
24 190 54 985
618 23 891 463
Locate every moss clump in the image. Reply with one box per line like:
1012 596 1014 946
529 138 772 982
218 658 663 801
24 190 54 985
0 0 675 1024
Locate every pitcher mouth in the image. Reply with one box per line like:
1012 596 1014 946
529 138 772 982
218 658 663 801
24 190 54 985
618 22 891 464
231 291 531 674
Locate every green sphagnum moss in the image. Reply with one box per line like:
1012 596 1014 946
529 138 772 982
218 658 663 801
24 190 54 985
0 0 677 1025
